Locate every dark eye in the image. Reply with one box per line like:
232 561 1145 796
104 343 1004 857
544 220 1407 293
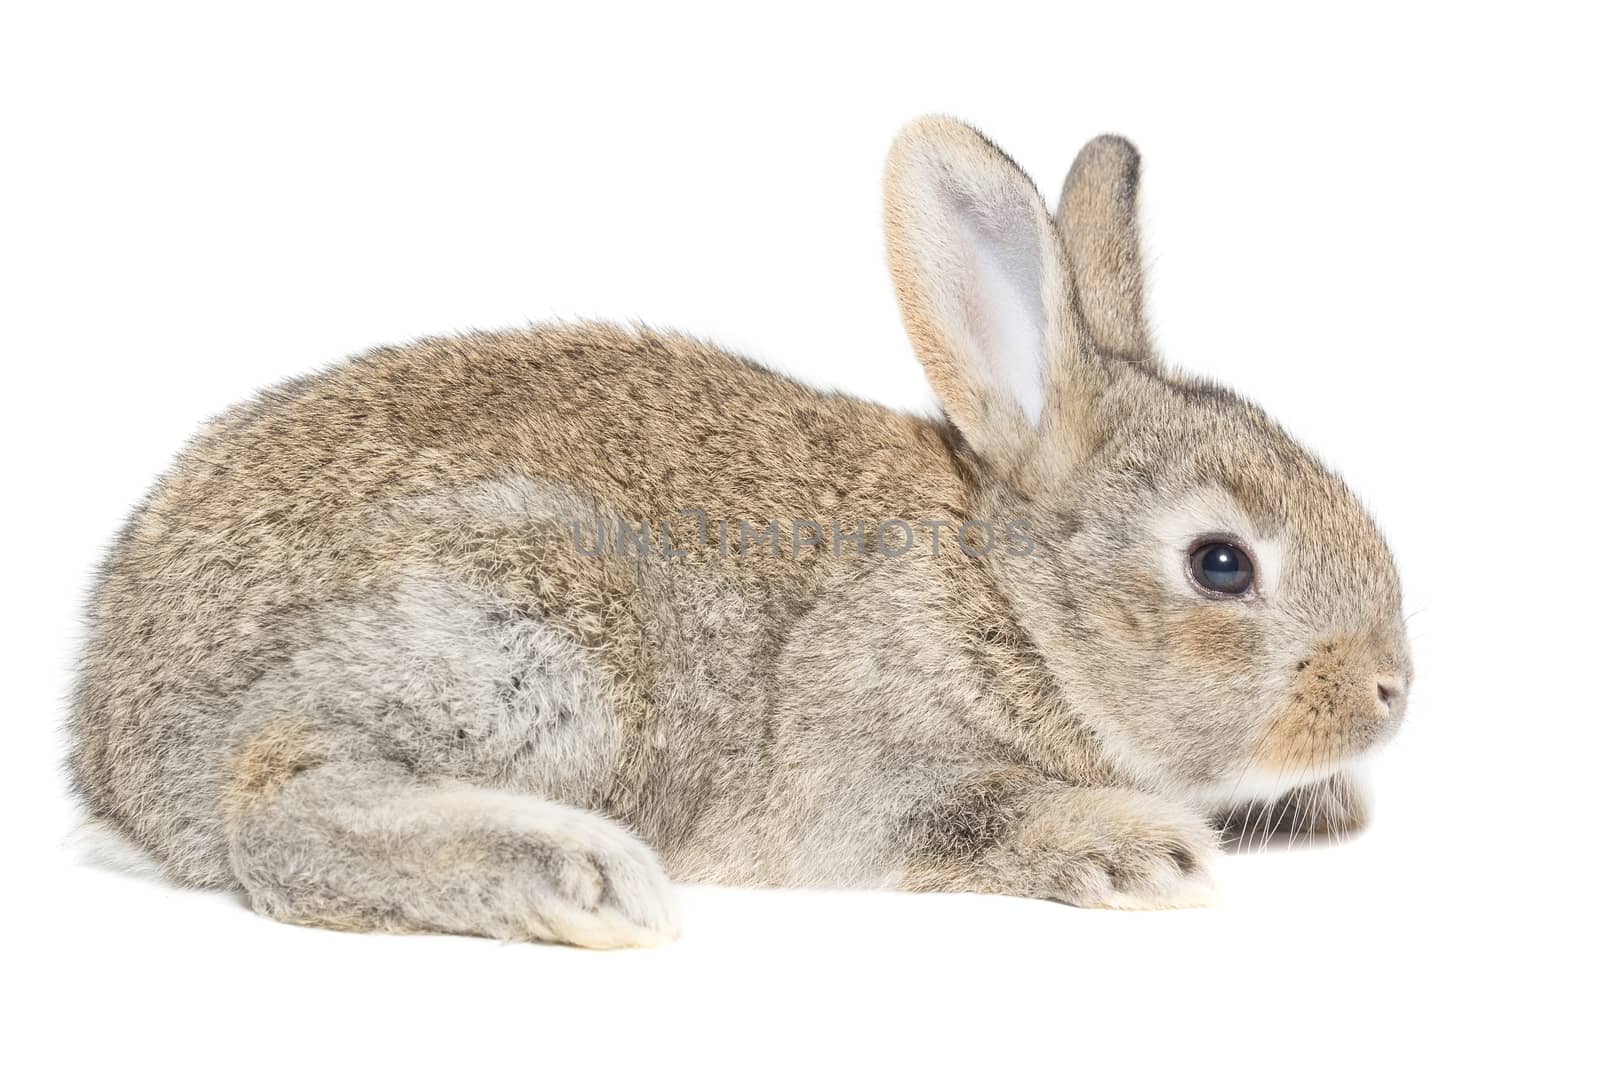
1189 542 1254 596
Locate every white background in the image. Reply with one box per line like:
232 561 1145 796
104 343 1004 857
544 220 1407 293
4 2 1595 1063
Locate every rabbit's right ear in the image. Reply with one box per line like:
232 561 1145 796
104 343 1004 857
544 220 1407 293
1055 134 1152 361
885 117 1103 489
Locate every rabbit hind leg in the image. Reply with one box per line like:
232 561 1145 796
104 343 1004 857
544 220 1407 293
223 731 678 948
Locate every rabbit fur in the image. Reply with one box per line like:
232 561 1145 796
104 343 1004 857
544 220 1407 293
69 117 1411 947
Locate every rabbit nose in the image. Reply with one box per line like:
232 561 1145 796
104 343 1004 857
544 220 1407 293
1375 678 1404 716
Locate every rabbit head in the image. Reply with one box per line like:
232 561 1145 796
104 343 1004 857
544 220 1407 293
884 117 1412 806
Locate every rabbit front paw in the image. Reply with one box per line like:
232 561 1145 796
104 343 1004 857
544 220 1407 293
904 780 1221 909
1025 788 1221 910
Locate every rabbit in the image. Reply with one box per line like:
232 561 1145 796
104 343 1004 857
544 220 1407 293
68 116 1411 948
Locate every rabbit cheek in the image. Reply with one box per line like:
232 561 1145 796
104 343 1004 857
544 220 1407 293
1260 641 1394 774
1170 604 1265 669
1158 606 1272 780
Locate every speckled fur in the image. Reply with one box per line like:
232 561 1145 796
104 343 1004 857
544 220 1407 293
69 117 1411 946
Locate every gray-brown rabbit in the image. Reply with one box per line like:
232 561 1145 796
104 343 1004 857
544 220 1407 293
69 117 1411 947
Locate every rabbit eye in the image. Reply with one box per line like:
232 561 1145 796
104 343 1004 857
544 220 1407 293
1189 542 1254 596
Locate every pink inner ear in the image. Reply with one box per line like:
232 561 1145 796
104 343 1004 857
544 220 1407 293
951 194 1046 425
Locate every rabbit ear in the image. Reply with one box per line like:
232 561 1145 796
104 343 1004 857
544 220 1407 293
1056 134 1153 362
885 116 1101 487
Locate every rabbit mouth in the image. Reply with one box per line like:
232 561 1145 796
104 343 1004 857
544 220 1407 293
1254 639 1409 777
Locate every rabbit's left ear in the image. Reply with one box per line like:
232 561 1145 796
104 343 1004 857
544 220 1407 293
885 117 1104 489
1055 134 1153 362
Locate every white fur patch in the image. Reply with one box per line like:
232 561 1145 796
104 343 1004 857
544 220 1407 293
1091 880 1220 911
1183 763 1336 808
1146 486 1285 604
68 818 166 881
